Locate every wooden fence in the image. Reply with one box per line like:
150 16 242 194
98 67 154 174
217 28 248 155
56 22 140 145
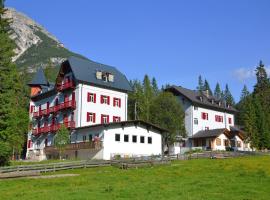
0 151 266 176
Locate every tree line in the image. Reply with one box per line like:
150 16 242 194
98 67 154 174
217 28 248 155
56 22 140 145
237 61 270 149
197 75 235 105
128 75 186 152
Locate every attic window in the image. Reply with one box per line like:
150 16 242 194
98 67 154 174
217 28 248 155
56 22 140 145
211 99 214 104
199 96 203 102
96 71 114 82
218 101 221 106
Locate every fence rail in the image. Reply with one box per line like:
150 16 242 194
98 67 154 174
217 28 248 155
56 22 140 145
0 151 267 176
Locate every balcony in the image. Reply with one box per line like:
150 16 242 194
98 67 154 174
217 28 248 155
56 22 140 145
44 141 103 153
57 80 75 91
32 100 76 118
32 121 75 136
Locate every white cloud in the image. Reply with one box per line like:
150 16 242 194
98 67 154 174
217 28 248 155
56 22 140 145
233 66 270 82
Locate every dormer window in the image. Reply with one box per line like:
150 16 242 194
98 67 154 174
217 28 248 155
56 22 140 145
96 71 114 82
218 101 221 106
211 99 214 104
199 96 203 102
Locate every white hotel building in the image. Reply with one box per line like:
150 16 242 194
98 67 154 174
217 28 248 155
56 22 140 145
26 57 165 160
166 86 251 153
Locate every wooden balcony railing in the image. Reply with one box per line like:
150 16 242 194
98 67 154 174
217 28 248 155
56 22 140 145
32 121 75 136
44 141 103 153
33 100 76 118
57 80 75 91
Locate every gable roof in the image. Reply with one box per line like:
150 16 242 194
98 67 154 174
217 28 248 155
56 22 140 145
166 85 237 113
66 56 132 92
192 128 228 138
76 120 168 134
28 68 49 86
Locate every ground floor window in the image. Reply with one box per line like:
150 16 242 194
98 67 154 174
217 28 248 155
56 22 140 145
148 137 152 144
132 135 137 143
83 135 86 142
140 136 145 143
216 138 221 146
224 139 229 147
237 141 242 147
115 134 120 142
124 135 129 142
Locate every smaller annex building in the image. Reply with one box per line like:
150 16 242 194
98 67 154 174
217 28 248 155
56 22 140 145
29 120 166 160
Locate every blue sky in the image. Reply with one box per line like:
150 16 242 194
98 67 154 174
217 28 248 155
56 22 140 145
6 0 270 101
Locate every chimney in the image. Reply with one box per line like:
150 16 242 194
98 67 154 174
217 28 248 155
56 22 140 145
202 90 209 98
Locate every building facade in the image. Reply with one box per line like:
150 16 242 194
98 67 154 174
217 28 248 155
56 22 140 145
166 86 251 153
26 57 165 160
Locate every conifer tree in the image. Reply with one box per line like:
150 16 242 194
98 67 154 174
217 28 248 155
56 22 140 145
197 75 204 92
203 79 213 96
240 85 250 101
224 84 235 105
0 1 28 163
151 77 159 96
141 75 154 121
214 83 222 99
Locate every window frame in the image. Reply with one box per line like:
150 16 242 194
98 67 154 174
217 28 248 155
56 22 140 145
148 137 152 144
132 135 137 143
140 136 145 143
115 134 120 142
124 134 129 142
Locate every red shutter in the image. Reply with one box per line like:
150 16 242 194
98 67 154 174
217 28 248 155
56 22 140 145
119 117 121 121
113 116 116 122
101 114 103 123
113 98 116 107
87 93 90 102
93 113 96 123
107 115 109 122
94 94 96 103
27 140 31 148
107 96 110 105
87 112 90 122
119 99 121 108
101 95 103 104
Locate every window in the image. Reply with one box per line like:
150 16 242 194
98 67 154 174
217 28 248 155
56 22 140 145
30 105 35 113
87 112 96 123
124 135 129 142
115 134 120 142
140 136 145 143
36 140 40 148
89 134 93 141
215 115 223 122
87 93 96 103
101 114 109 124
228 117 232 124
224 139 229 147
113 98 121 107
27 140 32 148
113 116 121 122
101 95 110 105
194 106 198 110
148 137 152 144
205 127 209 130
216 138 221 146
132 135 137 143
237 141 241 147
201 112 208 120
83 135 86 142
194 118 198 125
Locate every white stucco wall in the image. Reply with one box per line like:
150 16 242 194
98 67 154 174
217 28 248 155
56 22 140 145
78 83 128 127
103 125 162 160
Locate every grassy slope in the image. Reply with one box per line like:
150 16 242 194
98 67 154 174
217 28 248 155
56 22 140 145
1 156 270 200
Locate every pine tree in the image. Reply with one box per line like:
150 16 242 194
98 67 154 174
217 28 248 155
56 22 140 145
214 83 222 99
224 84 235 105
203 79 213 96
0 1 28 163
240 85 249 101
141 75 154 121
151 77 159 96
197 75 204 92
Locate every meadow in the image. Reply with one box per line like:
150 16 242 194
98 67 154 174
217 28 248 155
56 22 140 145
1 156 270 200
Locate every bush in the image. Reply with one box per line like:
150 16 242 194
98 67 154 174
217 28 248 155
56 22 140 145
0 141 12 166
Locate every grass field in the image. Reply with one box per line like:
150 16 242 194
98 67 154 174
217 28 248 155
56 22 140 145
1 156 270 200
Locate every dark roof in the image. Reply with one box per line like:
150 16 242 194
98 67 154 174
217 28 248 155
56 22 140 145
28 68 49 86
67 56 132 92
192 128 228 138
76 120 168 133
166 85 237 113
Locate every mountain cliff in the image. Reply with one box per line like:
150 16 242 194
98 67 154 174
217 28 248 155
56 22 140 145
4 8 85 81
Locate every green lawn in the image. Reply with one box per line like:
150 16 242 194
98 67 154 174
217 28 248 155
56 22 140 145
1 156 270 200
